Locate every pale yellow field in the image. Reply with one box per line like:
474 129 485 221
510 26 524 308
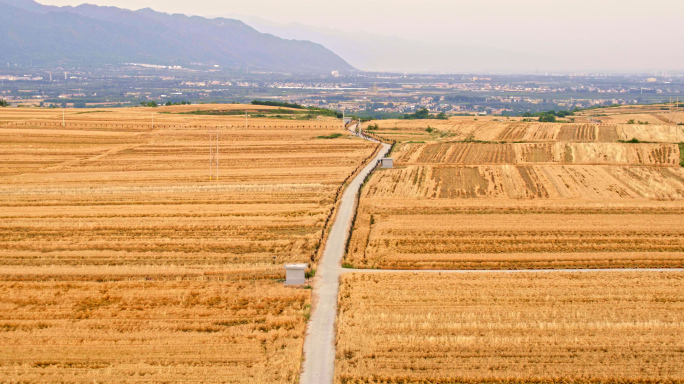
336 272 684 383
0 105 377 382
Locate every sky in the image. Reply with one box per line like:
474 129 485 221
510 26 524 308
37 0 684 73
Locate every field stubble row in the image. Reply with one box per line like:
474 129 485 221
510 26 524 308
336 272 684 383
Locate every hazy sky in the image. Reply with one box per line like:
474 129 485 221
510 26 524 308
37 0 684 73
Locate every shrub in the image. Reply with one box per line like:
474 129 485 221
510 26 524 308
316 133 343 139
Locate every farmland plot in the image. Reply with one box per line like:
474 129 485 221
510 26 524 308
393 142 681 166
348 118 684 270
348 163 684 269
335 272 684 384
0 106 377 382
364 117 684 143
0 277 309 383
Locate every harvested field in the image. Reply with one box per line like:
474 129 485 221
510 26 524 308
364 117 684 144
335 272 684 384
617 124 684 143
350 211 684 269
347 162 684 269
349 115 684 271
361 165 684 200
558 124 596 141
0 108 377 268
393 142 681 166
0 106 377 382
0 277 309 383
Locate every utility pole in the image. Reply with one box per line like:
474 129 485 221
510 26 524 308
209 131 219 181
62 109 65 127
245 110 248 129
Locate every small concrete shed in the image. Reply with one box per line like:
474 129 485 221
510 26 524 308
284 264 307 285
380 158 394 168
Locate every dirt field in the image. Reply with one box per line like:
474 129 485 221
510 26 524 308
0 105 377 382
348 110 684 270
336 272 684 384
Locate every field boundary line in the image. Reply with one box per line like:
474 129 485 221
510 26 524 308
341 268 684 274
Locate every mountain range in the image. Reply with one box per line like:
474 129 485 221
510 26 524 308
0 0 353 73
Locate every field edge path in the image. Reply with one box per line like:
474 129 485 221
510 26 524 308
299 135 390 384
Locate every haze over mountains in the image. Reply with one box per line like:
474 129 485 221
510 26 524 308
0 0 353 72
237 16 556 74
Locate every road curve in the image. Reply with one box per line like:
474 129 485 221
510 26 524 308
299 137 390 384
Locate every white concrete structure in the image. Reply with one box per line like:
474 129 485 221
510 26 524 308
284 264 307 285
380 158 394 168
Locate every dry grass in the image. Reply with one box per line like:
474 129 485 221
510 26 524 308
0 105 377 382
336 272 684 383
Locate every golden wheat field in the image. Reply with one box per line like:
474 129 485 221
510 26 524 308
0 105 377 382
363 104 684 143
0 278 308 383
348 109 684 270
335 272 684 384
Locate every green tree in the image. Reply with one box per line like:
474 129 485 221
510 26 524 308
0 100 8 107
538 113 556 123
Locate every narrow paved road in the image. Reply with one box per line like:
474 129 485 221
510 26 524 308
299 134 390 384
298 124 684 383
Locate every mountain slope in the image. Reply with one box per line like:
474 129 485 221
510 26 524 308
0 0 353 72
239 16 556 73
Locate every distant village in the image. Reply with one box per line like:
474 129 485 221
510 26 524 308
1 64 682 116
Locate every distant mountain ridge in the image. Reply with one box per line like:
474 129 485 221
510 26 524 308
0 0 353 72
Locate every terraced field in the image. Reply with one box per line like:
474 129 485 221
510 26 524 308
0 105 377 383
348 115 684 270
396 142 680 165
336 272 684 383
363 113 684 143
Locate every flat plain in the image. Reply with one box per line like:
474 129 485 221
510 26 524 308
348 107 684 270
0 105 377 382
336 272 684 384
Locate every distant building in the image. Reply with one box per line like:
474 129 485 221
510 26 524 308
380 158 394 168
284 264 307 285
